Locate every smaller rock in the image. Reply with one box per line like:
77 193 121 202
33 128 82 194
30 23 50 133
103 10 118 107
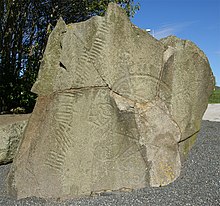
0 114 30 164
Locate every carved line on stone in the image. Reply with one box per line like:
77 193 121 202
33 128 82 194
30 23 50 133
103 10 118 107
91 44 102 54
73 19 110 85
87 19 111 86
25 162 41 190
120 132 138 142
119 52 135 101
94 37 105 44
93 39 105 46
45 93 74 172
45 150 65 171
75 49 91 84
99 23 110 34
55 112 72 121
112 74 172 102
116 144 137 161
88 20 110 63
116 145 147 185
88 98 115 128
112 74 160 90
92 133 128 162
55 125 71 151
55 109 74 121
55 103 73 127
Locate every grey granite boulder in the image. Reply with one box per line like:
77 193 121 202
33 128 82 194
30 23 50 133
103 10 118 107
0 114 30 164
7 3 215 200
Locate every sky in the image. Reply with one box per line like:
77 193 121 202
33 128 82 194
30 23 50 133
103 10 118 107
131 0 220 86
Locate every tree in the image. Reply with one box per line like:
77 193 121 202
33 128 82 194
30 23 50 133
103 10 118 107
0 0 140 113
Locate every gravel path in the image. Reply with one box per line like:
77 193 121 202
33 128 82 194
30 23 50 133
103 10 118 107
203 104 220 122
0 120 219 205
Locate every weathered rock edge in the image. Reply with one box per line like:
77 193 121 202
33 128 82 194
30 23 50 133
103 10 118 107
0 114 30 164
7 3 215 200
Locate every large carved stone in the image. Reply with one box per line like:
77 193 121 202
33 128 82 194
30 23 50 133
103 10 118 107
7 3 215 200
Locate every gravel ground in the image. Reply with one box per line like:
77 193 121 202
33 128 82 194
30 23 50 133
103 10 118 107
0 120 219 206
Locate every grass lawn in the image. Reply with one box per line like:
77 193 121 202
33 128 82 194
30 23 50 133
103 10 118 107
209 87 220 103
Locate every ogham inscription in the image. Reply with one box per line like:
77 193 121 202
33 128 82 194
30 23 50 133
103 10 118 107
72 17 110 86
89 19 110 63
45 93 76 172
44 15 111 179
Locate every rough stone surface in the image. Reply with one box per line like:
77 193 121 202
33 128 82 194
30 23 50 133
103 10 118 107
0 114 30 164
7 3 215 200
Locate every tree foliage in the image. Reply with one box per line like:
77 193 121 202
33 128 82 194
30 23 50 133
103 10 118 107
0 0 140 113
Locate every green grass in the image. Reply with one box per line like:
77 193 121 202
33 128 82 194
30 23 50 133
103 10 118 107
209 87 220 103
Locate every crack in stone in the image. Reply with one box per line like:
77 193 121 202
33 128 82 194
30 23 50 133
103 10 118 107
178 130 200 144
